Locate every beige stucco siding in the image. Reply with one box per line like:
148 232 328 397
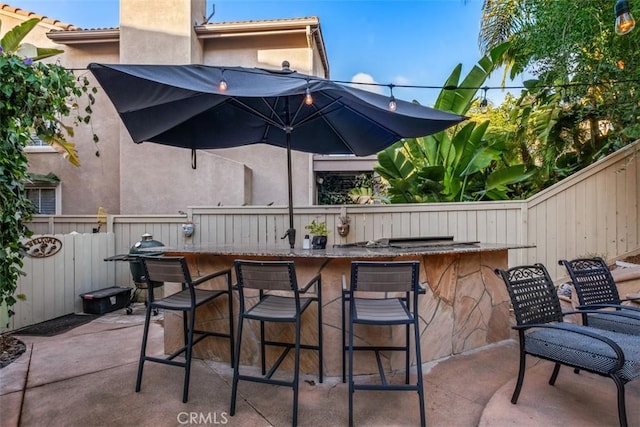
1 8 122 215
1 1 328 214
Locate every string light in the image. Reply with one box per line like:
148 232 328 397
479 86 489 112
218 69 228 92
615 0 636 35
304 80 313 105
337 78 640 93
72 66 640 97
388 84 397 111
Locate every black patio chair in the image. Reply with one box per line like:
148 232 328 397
342 261 426 427
230 260 323 427
559 257 640 334
135 256 234 403
495 263 640 427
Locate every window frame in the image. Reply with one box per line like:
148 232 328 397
24 133 56 153
25 184 62 215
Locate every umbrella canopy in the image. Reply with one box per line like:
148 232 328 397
88 62 466 248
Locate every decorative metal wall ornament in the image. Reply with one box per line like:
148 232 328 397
23 236 63 258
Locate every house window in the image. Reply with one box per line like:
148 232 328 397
25 173 61 215
25 133 55 153
26 188 57 214
316 172 374 205
29 134 46 146
312 154 380 205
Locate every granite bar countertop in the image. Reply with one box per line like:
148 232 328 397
147 241 528 259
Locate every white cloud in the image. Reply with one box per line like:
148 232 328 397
393 75 411 86
349 72 384 94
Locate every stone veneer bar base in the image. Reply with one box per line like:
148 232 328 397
160 245 514 377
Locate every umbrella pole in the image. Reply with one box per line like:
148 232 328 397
281 128 296 249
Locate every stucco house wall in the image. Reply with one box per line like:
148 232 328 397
1 0 329 214
1 5 122 215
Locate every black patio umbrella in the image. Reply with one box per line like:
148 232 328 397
88 61 466 248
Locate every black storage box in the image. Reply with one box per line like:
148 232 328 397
80 286 132 314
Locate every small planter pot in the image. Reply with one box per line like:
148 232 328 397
311 235 328 249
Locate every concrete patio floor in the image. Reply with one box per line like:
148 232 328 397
1 307 638 427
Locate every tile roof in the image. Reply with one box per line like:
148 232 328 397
0 4 80 30
207 16 319 26
1 5 318 34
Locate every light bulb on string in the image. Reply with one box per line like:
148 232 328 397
218 70 228 92
479 86 489 113
304 81 313 105
388 84 397 111
615 0 636 35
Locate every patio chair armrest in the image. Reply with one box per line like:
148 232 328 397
193 268 232 288
563 308 637 319
619 296 640 307
574 304 640 316
514 322 626 370
300 273 321 293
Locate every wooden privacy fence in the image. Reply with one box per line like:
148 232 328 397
3 233 115 331
5 140 639 332
526 141 639 279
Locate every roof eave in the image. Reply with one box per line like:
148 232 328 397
195 17 321 35
195 17 329 78
43 17 329 76
310 24 330 79
47 29 120 44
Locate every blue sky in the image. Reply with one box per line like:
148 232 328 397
7 0 524 105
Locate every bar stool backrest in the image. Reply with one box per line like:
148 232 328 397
351 261 418 292
235 260 298 291
142 256 191 284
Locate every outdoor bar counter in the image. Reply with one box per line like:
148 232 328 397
157 240 523 377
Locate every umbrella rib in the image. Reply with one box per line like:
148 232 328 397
294 100 355 150
291 97 341 128
228 97 286 130
293 97 403 154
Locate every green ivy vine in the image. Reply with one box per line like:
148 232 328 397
1 18 97 325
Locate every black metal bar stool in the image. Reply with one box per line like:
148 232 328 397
230 260 323 426
135 256 234 403
342 260 426 426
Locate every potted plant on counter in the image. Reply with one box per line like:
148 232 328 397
305 220 330 249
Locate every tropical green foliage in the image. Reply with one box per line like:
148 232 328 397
478 0 640 195
375 42 533 202
0 18 96 324
346 173 389 204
